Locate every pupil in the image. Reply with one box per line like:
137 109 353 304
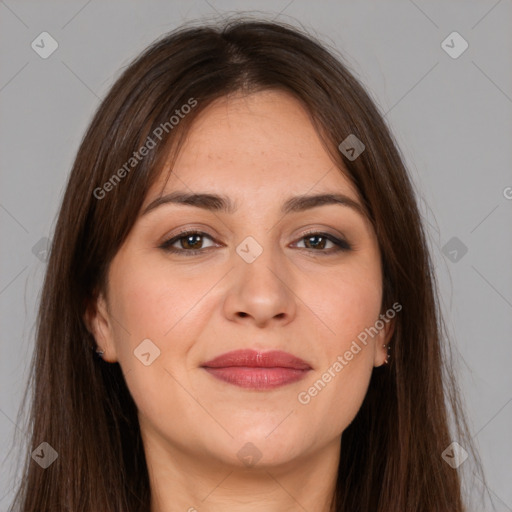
180 234 328 251
306 235 325 249
184 234 202 249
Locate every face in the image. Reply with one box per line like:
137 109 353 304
88 90 393 470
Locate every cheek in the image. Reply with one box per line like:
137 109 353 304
106 260 209 437
110 256 204 342
295 264 381 431
305 260 383 348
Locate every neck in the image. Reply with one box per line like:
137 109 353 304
145 432 340 512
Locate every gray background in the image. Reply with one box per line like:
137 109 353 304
1 0 511 510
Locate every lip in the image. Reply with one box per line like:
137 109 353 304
201 349 312 390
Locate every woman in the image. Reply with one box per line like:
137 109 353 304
9 17 483 511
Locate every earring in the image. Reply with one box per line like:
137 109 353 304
383 344 391 365
94 346 105 358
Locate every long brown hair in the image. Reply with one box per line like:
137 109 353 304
9 16 484 511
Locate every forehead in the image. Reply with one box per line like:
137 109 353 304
146 90 361 207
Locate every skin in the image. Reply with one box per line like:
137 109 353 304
87 90 394 512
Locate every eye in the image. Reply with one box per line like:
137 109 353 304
159 230 352 256
159 231 218 255
292 231 352 254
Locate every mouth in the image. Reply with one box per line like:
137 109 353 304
201 349 312 390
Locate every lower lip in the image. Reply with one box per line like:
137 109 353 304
203 367 310 389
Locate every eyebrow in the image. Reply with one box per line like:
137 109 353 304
142 191 367 218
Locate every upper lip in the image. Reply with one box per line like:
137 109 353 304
201 349 311 370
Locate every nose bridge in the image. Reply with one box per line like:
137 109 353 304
223 231 296 326
236 231 289 293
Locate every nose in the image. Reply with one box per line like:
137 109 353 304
222 242 297 328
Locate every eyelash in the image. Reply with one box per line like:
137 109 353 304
158 230 352 256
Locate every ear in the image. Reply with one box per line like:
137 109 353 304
373 315 396 367
83 292 118 363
